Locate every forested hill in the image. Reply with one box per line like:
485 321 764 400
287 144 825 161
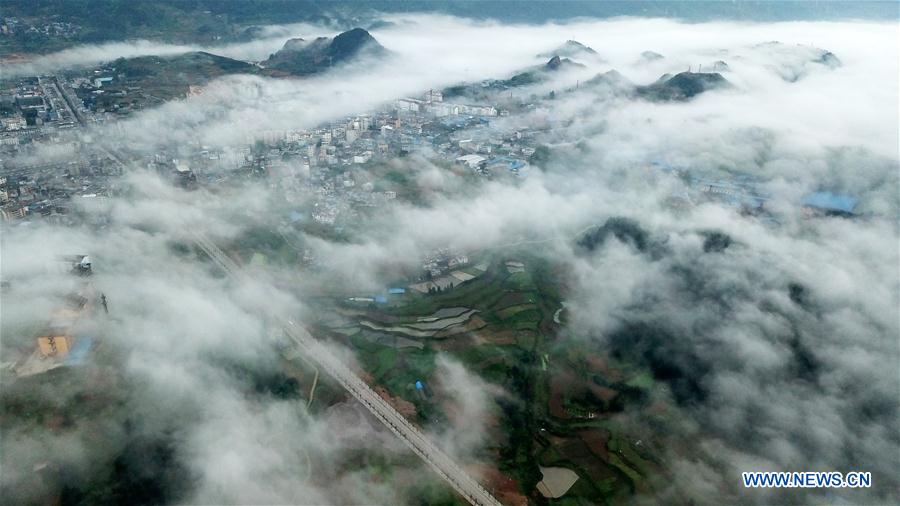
2 0 896 56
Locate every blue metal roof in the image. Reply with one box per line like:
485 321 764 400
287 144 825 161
802 192 858 213
65 336 93 366
488 156 526 171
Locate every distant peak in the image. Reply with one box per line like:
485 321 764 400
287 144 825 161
280 38 307 51
584 69 634 90
334 27 376 45
330 27 384 56
262 26 386 76
538 40 600 59
563 40 597 54
545 55 583 72
637 71 729 101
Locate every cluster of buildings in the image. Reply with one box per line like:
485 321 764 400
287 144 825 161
122 87 534 231
456 154 528 176
0 149 121 223
0 17 81 38
0 76 542 236
3 65 159 126
69 67 156 118
0 76 80 138
422 248 470 279
651 161 860 219
393 90 534 177
308 173 396 226
347 286 407 305
396 89 499 118
6 256 100 378
409 249 486 294
2 59 863 239
694 176 771 213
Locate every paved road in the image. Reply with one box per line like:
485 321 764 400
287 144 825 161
51 76 88 127
191 232 503 506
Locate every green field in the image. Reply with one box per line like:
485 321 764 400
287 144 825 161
318 249 668 504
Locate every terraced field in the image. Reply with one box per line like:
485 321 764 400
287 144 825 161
319 253 665 504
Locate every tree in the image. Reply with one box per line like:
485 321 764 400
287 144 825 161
529 145 551 167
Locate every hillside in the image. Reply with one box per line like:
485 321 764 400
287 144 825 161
753 41 841 82
117 51 257 80
111 51 258 100
497 56 586 88
637 71 729 101
538 40 600 60
262 27 387 76
581 69 635 97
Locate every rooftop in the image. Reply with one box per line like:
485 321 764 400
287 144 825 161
802 191 858 214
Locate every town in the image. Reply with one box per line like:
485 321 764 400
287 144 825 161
2 3 896 506
1 65 861 229
0 61 863 388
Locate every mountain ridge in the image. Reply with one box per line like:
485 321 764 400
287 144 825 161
262 27 388 76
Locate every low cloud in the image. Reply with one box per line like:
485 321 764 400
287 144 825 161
2 11 898 506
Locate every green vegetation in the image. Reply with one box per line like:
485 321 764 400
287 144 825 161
403 479 467 506
348 331 439 418
528 145 552 167
331 250 666 504
230 227 302 266
0 345 195 505
503 271 534 290
636 71 730 101
263 28 387 76
496 303 536 320
625 370 655 390
72 51 261 108
1 0 333 55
